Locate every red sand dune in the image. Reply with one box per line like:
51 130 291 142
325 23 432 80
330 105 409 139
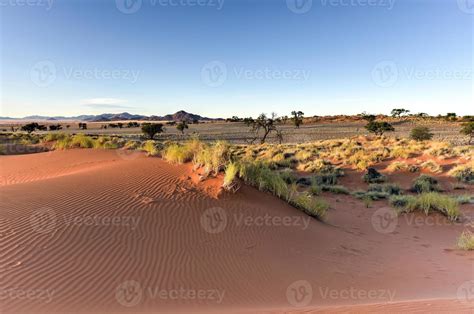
1 150 473 313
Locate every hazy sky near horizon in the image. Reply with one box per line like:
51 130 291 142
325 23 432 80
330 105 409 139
1 0 472 118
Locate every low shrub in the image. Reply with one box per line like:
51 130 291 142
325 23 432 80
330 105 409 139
411 175 440 193
279 169 297 184
42 132 67 142
410 126 434 141
312 173 339 185
390 192 460 221
223 162 239 190
291 192 329 220
352 190 389 200
455 195 474 204
448 164 474 184
368 183 402 195
389 195 418 213
457 231 474 250
420 160 442 173
387 161 408 172
320 185 350 194
193 140 231 175
142 140 159 156
163 144 193 164
69 134 94 148
363 168 386 184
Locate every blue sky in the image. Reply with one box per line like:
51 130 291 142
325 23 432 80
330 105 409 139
1 0 472 118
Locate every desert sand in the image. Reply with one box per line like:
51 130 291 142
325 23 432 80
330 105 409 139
1 149 473 313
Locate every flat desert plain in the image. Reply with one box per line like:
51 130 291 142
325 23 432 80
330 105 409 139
1 148 473 313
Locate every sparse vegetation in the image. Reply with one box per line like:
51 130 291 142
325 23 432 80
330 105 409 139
460 121 474 144
457 231 474 250
449 163 474 184
390 192 460 221
411 175 440 193
163 143 193 164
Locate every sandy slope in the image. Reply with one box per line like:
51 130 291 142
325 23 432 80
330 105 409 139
0 150 473 313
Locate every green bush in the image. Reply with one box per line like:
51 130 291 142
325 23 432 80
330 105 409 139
411 175 440 193
410 126 434 141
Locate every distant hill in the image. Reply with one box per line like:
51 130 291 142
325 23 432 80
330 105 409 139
0 111 220 122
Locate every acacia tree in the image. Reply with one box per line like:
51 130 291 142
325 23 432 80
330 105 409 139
391 108 410 118
360 112 376 122
141 123 164 139
248 113 282 144
460 122 474 144
176 120 189 134
410 126 433 141
291 111 304 128
446 112 457 121
365 121 395 136
21 122 41 134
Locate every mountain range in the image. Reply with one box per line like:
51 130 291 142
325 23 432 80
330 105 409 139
0 111 220 122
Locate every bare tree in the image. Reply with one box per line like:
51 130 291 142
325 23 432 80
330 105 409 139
248 113 282 144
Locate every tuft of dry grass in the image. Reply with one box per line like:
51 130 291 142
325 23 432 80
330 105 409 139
457 231 474 250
